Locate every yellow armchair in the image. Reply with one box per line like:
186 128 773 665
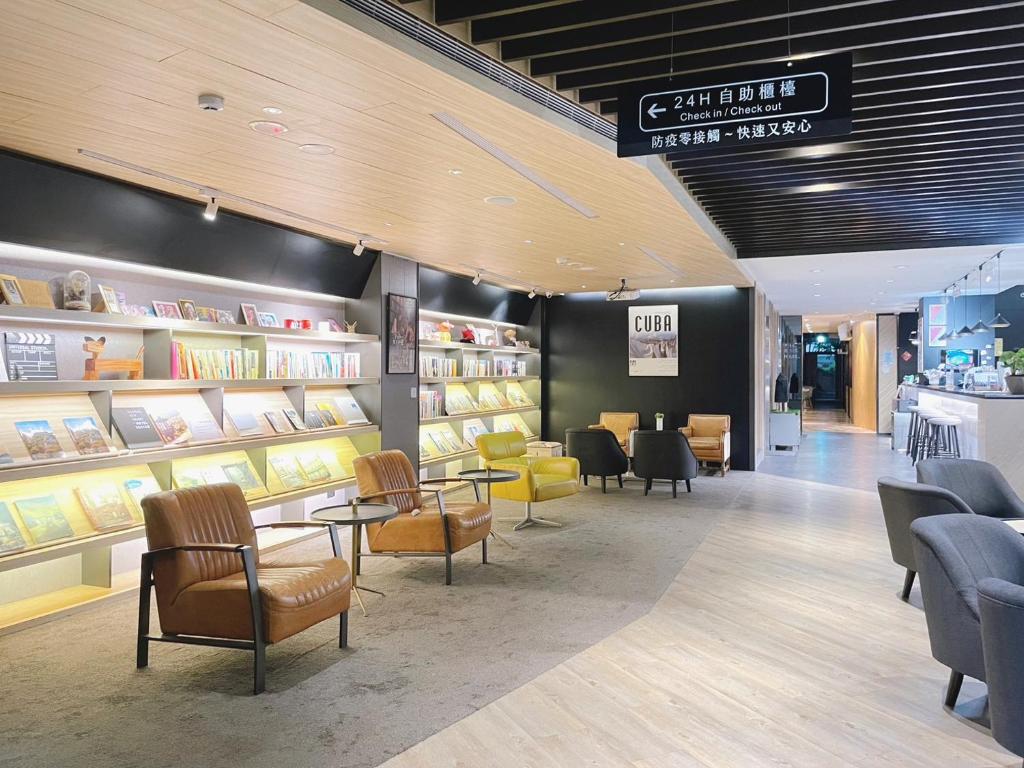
476 432 579 530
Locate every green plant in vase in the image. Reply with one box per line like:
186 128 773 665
1000 348 1024 394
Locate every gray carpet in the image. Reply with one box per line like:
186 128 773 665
0 475 747 768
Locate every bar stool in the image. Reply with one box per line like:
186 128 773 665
911 409 943 464
925 415 962 459
905 405 922 455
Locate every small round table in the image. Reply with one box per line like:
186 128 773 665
458 468 520 547
312 502 398 616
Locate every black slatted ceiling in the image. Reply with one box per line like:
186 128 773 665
426 0 1024 257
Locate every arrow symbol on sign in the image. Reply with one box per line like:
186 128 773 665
647 102 666 119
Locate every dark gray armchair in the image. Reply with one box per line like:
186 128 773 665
917 458 1024 519
979 576 1024 761
632 430 698 498
565 428 629 493
910 514 1024 710
877 477 973 601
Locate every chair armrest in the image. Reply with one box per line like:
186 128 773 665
358 486 446 514
530 456 580 479
254 521 341 557
587 423 604 430
146 542 247 556
419 477 466 485
679 426 694 438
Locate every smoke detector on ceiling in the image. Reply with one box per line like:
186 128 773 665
197 94 224 112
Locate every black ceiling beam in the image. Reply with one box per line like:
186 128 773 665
433 0 573 25
704 191 1024 220
736 233 1022 259
717 209 1024 236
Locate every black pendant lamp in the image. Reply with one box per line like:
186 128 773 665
969 264 991 334
988 252 1012 329
954 276 974 338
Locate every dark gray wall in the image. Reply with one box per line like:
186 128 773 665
996 285 1024 353
0 150 376 298
418 265 539 327
897 312 919 380
919 294 995 369
377 255 419 463
543 287 755 471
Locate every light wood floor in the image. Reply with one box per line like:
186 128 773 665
804 406 875 434
381 471 1014 767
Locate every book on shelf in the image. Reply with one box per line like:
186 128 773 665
315 402 340 426
333 394 369 425
418 389 444 420
476 384 510 411
150 409 192 445
304 409 328 429
495 359 526 377
172 470 204 489
504 382 535 407
172 341 260 380
63 416 115 456
463 359 492 377
264 410 293 434
283 408 307 431
111 407 164 450
222 461 265 498
76 484 135 531
463 419 489 447
186 414 226 443
15 495 74 544
123 477 162 516
200 466 231 485
418 320 441 341
420 355 457 378
296 453 332 483
0 502 28 554
266 350 360 379
494 413 535 438
444 387 479 415
225 408 265 437
15 420 65 461
269 455 306 489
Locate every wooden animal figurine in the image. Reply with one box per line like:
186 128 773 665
83 336 144 380
345 321 358 333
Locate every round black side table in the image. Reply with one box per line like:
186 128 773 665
458 468 520 547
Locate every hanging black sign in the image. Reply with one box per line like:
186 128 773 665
616 53 853 158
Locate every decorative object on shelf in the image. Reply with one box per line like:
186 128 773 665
284 319 300 329
5 331 58 381
300 319 313 330
344 320 358 334
1000 348 1024 394
19 279 56 309
628 305 678 377
504 328 517 346
177 299 199 321
437 320 453 342
518 340 532 349
0 273 26 305
460 325 476 344
257 311 279 327
63 269 91 311
82 336 144 381
655 412 665 431
152 301 183 319
95 284 121 314
197 306 217 322
240 303 259 326
215 309 234 324
387 293 417 374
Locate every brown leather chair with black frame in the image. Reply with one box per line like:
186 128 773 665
588 411 639 451
352 449 492 585
678 414 731 476
137 483 352 695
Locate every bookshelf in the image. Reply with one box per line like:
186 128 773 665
0 261 382 633
416 309 541 483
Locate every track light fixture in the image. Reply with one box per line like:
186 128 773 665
545 291 553 299
472 272 482 286
528 289 536 299
203 197 218 221
353 240 365 256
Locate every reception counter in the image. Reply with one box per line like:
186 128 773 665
907 385 1024 493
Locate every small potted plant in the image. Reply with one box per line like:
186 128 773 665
655 412 665 431
1001 348 1024 394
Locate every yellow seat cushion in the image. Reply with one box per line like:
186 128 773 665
532 474 579 502
687 437 722 451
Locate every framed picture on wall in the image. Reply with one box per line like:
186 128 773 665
387 293 417 374
628 305 678 377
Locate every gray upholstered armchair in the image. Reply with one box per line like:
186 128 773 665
877 477 973 601
910 514 1024 711
916 459 1024 519
979 576 1024 762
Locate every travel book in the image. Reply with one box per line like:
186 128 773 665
76 484 134 531
333 394 370 425
316 406 338 427
186 414 225 443
63 416 114 456
296 453 331 483
269 455 306 489
226 408 264 437
151 409 192 445
222 461 264 497
264 410 292 434
283 408 307 431
316 401 342 425
173 470 204 489
111 407 164 450
123 477 162 516
304 409 327 429
15 420 65 461
200 466 231 485
463 419 489 447
15 495 74 544
0 502 28 554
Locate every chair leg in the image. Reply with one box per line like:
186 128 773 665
672 480 677 498
944 670 964 709
901 569 916 602
686 479 692 493
445 553 452 586
482 536 488 564
339 610 348 649
601 476 607 493
583 475 588 486
643 478 650 496
617 474 623 488
136 554 153 669
253 639 266 695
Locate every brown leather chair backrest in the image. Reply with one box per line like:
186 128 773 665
141 483 257 610
353 450 422 514
598 412 639 444
688 414 730 437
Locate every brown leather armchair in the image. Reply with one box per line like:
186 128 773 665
353 450 491 585
138 483 352 694
678 414 731 475
588 412 639 450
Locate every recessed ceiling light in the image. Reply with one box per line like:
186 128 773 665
670 279 676 283
384 222 393 227
262 106 283 115
581 284 587 288
618 242 625 246
484 195 517 206
299 143 334 155
813 293 821 297
895 265 908 270
812 282 822 287
524 239 533 244
878 290 885 295
249 120 288 136
810 268 823 273
791 182 848 194
785 142 850 159
885 279 895 283
578 266 595 272
448 168 463 176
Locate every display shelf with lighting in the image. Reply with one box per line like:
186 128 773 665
0 249 384 633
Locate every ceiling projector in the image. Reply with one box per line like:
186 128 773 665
606 279 640 301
